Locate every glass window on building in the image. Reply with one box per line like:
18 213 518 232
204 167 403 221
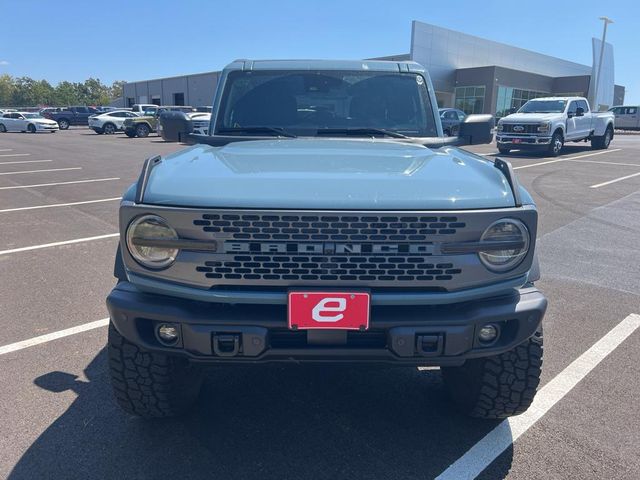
495 87 548 118
454 86 485 114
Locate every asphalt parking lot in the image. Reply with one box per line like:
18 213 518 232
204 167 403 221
1 128 639 479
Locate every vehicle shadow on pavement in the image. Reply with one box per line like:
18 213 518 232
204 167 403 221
11 350 513 480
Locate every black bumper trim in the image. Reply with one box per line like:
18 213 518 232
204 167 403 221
107 281 546 365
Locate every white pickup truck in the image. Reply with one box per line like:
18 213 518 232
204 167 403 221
496 97 615 156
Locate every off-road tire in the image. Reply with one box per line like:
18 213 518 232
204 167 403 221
591 126 612 150
108 322 204 418
58 118 70 130
547 130 563 157
136 123 150 138
125 130 136 138
497 146 511 155
442 328 543 419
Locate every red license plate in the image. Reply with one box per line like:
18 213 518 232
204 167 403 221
288 292 370 330
512 138 522 144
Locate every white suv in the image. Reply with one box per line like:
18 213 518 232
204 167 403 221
89 110 139 134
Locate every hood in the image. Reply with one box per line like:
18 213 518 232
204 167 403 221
143 138 514 210
501 112 560 122
34 118 58 125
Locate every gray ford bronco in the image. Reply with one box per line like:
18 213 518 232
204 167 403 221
107 60 546 419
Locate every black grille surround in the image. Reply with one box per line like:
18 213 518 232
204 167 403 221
119 205 538 294
500 123 540 134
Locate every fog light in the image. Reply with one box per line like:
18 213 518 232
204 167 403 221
478 324 498 343
157 324 179 345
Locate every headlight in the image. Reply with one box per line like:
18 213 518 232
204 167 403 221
478 219 530 272
537 122 551 133
126 215 179 269
496 122 503 132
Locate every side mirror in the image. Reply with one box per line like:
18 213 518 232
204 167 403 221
576 106 585 117
158 111 193 142
457 114 495 145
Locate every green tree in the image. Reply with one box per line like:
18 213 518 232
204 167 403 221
0 74 15 106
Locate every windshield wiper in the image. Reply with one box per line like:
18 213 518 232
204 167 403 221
217 126 297 138
316 128 410 139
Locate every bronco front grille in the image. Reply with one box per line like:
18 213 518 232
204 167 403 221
194 213 466 241
189 212 468 286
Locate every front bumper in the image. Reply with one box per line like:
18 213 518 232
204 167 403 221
497 134 551 147
107 281 547 366
36 123 59 131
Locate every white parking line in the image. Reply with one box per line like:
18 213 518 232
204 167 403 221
0 159 53 165
0 177 119 190
435 313 640 480
0 167 81 176
590 171 640 189
567 159 640 167
0 197 121 213
0 149 13 152
513 149 622 170
0 319 109 356
0 233 119 256
0 153 30 157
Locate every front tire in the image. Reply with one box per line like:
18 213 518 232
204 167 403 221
547 130 563 157
497 146 511 154
125 130 136 138
442 328 543 419
108 322 204 418
103 122 116 135
136 124 150 138
58 118 70 130
591 126 612 150
27 124 37 133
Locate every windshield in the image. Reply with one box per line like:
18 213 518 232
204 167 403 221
518 100 567 114
23 113 44 119
215 70 438 137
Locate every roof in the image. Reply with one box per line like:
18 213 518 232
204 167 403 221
224 59 426 73
528 96 586 101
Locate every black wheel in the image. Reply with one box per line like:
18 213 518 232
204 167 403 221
103 122 116 135
108 322 203 418
125 130 136 138
497 146 511 154
442 328 543 419
591 126 612 150
58 118 70 130
0 123 6 133
547 130 563 157
27 124 37 133
136 124 150 138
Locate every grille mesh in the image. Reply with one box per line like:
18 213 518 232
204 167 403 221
194 214 466 241
501 124 539 134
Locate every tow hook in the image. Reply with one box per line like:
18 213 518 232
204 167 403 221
212 333 241 357
416 334 444 357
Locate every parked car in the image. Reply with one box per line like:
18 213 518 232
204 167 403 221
130 104 160 115
0 111 59 133
496 97 615 156
123 106 195 138
42 106 98 129
0 108 17 114
88 110 139 134
608 105 639 131
438 108 466 136
106 59 546 422
39 107 65 116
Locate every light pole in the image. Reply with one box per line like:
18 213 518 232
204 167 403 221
593 16 613 110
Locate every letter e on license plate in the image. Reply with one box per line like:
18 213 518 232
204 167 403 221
288 292 370 330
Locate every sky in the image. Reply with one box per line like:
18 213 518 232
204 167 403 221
1 0 639 102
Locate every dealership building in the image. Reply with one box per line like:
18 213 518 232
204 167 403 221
121 21 624 117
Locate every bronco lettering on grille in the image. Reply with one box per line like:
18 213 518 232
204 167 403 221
223 242 434 255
